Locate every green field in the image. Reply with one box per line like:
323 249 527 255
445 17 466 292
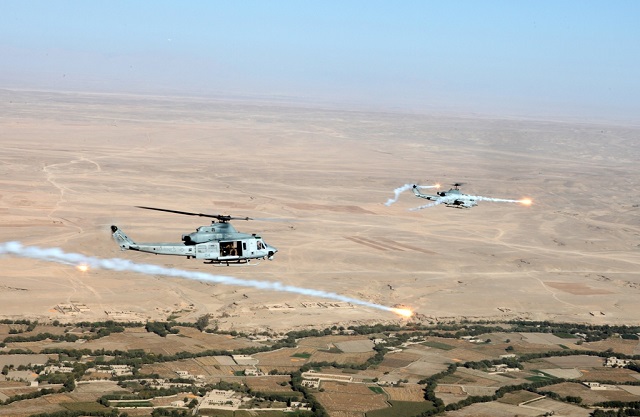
292 352 312 358
109 400 153 407
553 332 578 339
61 402 109 412
421 340 455 350
368 386 384 394
525 371 555 383
366 400 435 417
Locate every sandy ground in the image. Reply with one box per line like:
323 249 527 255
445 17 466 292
1 89 639 332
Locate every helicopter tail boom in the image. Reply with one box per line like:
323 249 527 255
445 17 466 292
111 225 136 250
412 185 437 200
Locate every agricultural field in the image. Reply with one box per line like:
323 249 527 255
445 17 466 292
577 367 640 383
297 334 373 350
314 381 388 414
0 393 72 417
367 400 435 417
543 354 606 368
139 356 245 379
583 338 640 355
444 400 543 417
544 381 640 405
308 348 375 365
380 351 424 368
383 383 427 401
496 390 542 405
519 332 581 346
244 375 298 394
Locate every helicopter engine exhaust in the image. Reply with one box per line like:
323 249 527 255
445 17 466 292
0 241 411 318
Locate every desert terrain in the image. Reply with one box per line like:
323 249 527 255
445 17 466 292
1 88 639 331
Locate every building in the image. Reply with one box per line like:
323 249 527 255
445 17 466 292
604 357 630 368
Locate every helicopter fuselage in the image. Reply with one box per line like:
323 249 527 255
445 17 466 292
413 187 478 208
111 224 277 264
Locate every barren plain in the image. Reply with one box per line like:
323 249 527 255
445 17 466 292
1 89 639 331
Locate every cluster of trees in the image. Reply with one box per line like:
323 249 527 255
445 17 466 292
144 321 179 337
4 332 81 344
2 322 127 346
507 320 640 342
2 388 58 406
591 409 640 416
37 371 77 391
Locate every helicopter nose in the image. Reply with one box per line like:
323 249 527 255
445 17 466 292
267 245 277 260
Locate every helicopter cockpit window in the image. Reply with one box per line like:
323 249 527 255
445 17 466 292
257 241 264 250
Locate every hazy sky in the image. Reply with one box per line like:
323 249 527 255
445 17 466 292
2 1 639 121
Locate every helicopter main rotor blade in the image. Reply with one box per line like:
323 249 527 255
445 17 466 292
135 206 252 221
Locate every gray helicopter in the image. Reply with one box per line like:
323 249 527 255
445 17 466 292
111 206 277 265
411 183 532 209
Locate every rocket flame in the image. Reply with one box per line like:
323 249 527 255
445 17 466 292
76 264 89 272
435 183 441 189
391 308 413 318
519 198 533 206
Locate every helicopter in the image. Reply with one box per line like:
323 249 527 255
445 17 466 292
411 183 532 209
111 206 278 265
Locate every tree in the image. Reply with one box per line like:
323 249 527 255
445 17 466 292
195 314 210 332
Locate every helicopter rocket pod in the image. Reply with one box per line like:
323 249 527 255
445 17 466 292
111 212 277 265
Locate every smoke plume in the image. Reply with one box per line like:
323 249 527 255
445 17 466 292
0 242 402 315
409 199 444 211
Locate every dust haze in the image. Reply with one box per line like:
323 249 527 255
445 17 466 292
1 89 639 332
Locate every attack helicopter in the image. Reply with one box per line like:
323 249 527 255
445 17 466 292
111 206 277 265
411 183 532 209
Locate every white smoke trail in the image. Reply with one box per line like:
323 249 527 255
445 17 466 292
385 184 437 206
0 242 401 315
409 199 445 211
473 196 519 203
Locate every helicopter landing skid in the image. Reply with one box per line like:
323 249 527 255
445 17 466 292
206 259 261 267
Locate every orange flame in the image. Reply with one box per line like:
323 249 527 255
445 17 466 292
519 198 533 206
435 183 441 189
391 308 413 318
76 264 89 272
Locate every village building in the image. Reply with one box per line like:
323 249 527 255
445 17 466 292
604 357 630 367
